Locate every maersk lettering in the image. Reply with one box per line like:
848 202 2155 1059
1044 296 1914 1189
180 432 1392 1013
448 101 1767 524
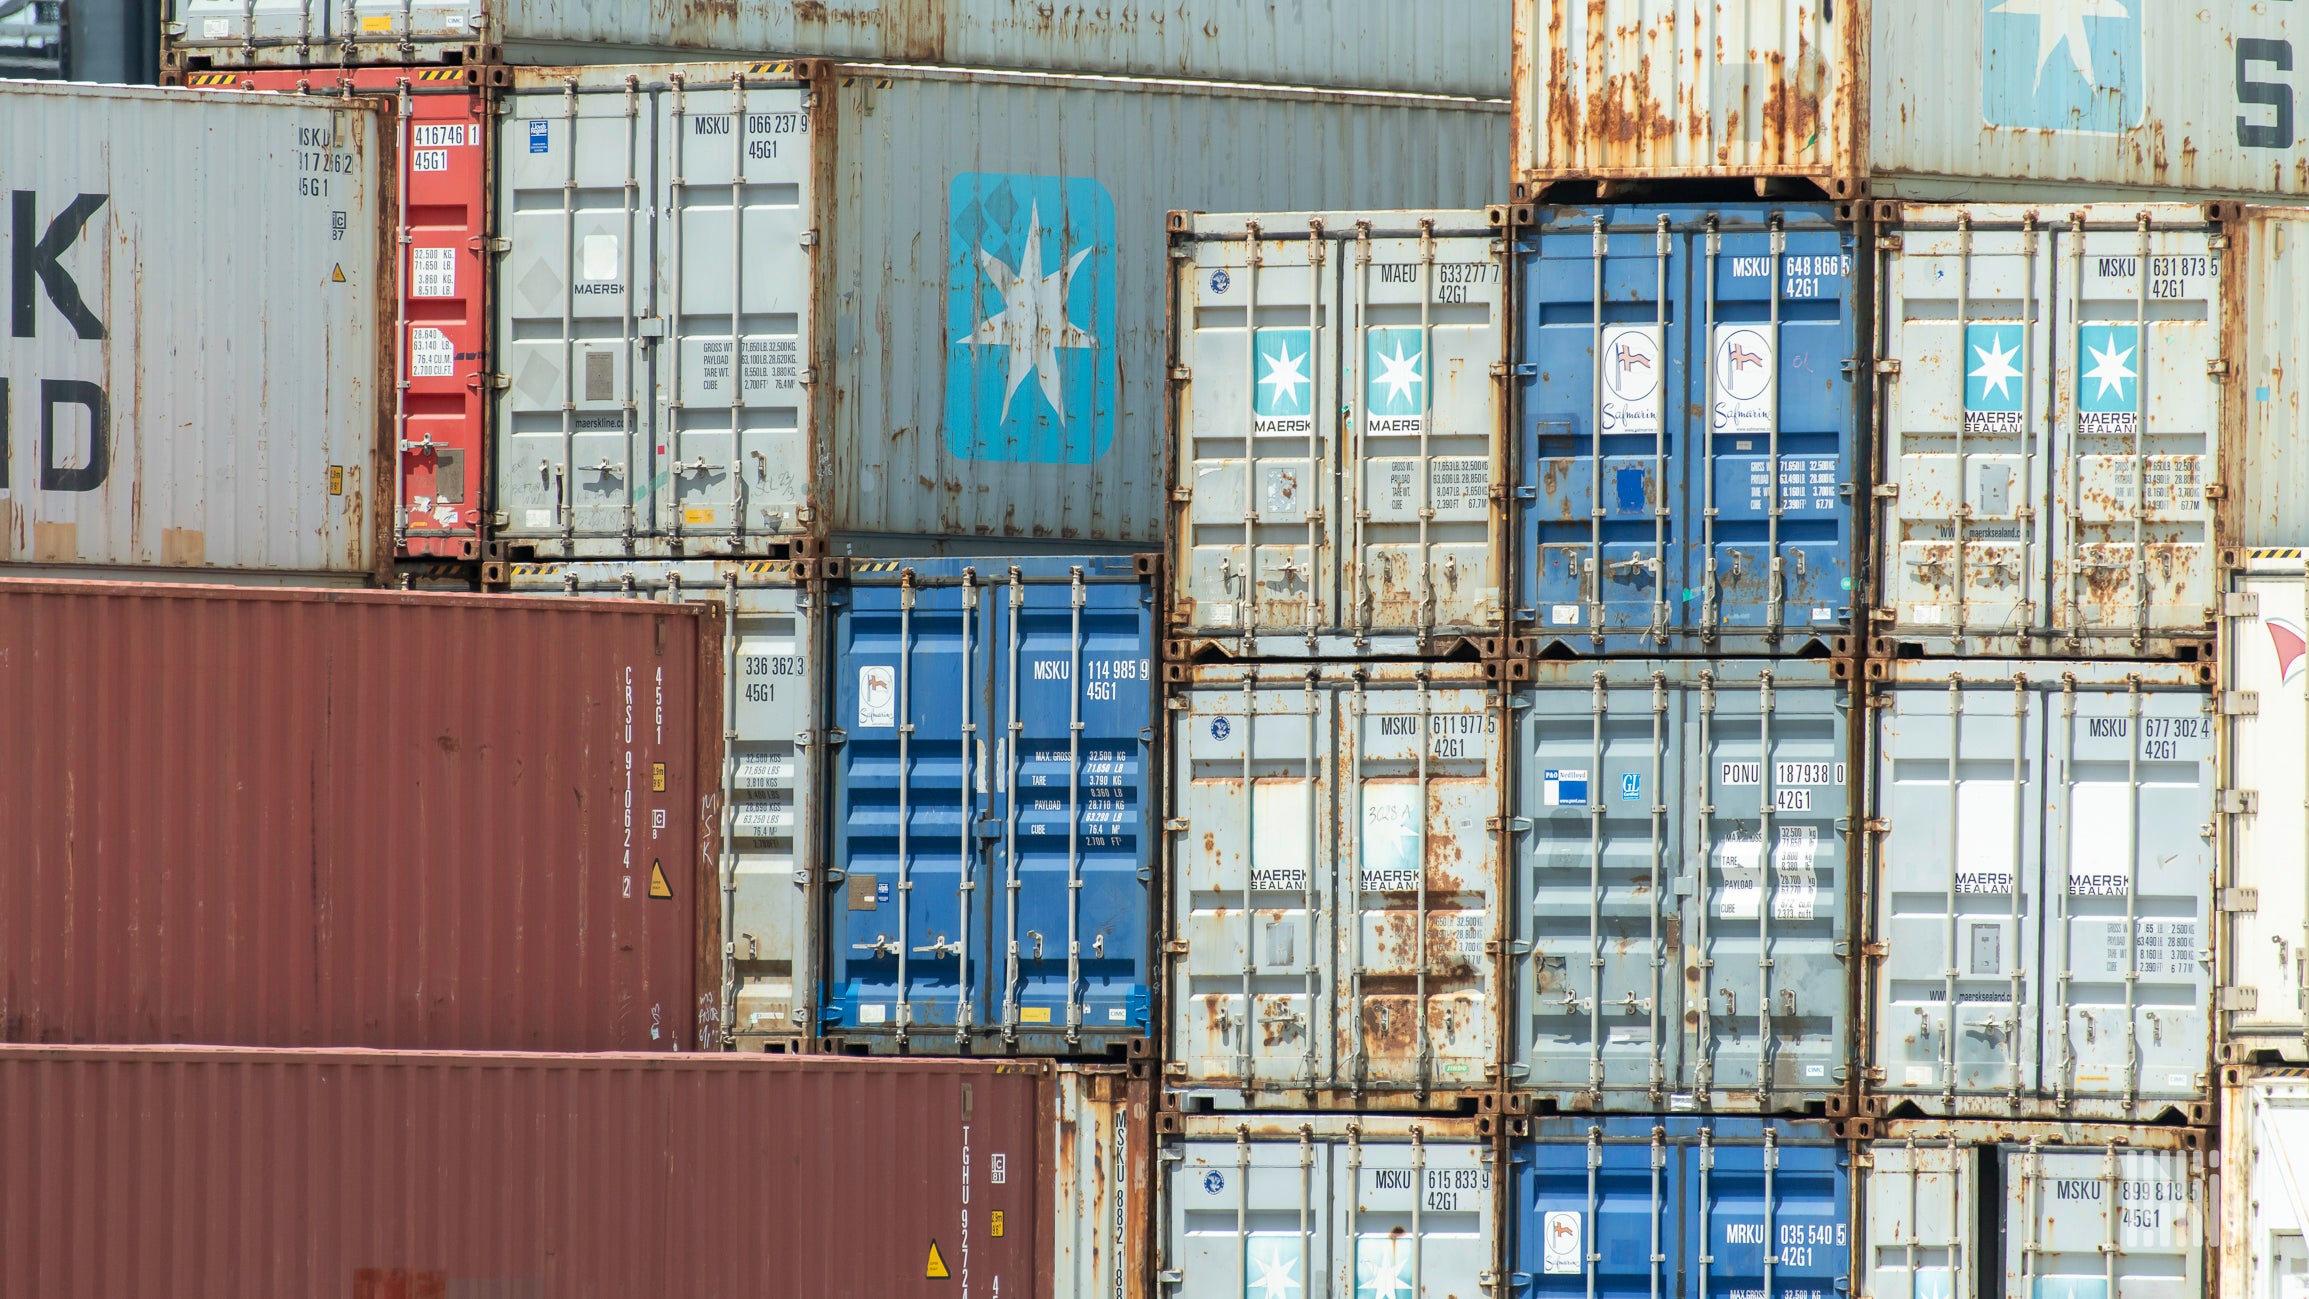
5 191 111 493
2239 37 2295 149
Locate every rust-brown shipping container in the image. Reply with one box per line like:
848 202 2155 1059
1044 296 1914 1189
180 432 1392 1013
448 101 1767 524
0 1048 1133 1298
0 580 722 1051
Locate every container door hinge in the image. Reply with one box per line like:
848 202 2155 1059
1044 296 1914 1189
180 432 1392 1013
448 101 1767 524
2226 591 2262 618
1164 817 1190 833
2219 887 2261 913
2209 357 2231 376
1169 365 1191 382
1865 1065 1887 1084
1878 235 1904 253
1157 1271 1184 1286
637 315 667 340
2219 987 2260 1013
800 229 818 246
2220 789 2260 815
1865 817 1890 835
1875 358 1901 376
826 727 848 747
1512 362 1539 379
485 236 511 254
1508 939 1535 956
1861 940 1888 960
1171 486 1194 502
488 373 510 390
1508 815 1534 834
1164 938 1189 955
2204 482 2228 501
491 510 508 527
1489 360 1510 379
2221 691 2261 716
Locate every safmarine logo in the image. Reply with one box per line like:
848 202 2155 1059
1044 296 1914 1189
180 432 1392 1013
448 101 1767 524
946 172 1116 464
1982 0 2144 133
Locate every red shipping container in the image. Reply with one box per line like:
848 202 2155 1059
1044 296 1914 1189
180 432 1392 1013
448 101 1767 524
178 67 495 561
0 579 721 1050
0 1047 1058 1298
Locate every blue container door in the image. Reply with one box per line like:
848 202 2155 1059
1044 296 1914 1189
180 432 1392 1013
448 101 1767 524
1512 1117 1850 1299
1515 206 1857 655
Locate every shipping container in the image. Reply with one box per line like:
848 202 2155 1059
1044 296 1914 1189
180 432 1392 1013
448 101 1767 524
162 0 1509 98
1166 661 1502 1113
176 66 496 563
1508 1117 1847 1299
1510 660 1853 1116
1057 1064 1156 1299
0 579 720 1051
1158 1112 1497 1298
1514 203 1860 657
1168 208 1512 659
1515 1 2309 203
2216 555 2309 1064
0 1047 1143 1299
1863 659 2215 1123
1859 1119 2208 1299
2221 1067 2309 1299
0 80 391 580
503 558 821 1048
819 556 1157 1057
488 60 1507 560
2222 207 2309 551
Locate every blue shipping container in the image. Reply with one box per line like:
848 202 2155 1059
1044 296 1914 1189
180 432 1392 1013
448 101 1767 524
1512 1117 1849 1299
822 556 1156 1056
1515 204 1860 655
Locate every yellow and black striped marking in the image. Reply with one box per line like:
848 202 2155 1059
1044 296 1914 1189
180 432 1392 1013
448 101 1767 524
2248 548 2306 560
185 73 243 87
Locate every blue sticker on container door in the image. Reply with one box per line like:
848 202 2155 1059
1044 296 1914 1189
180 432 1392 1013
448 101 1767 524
1365 327 1428 435
1965 324 2027 434
946 173 1117 464
1981 0 2143 133
2075 323 2140 436
1543 768 1589 807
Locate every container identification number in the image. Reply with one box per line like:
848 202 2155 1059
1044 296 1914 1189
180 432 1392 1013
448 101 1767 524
294 125 355 197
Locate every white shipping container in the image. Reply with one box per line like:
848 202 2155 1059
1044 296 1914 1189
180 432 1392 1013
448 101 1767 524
2222 1068 2309 1299
0 80 391 579
2219 556 2309 1064
2224 207 2309 550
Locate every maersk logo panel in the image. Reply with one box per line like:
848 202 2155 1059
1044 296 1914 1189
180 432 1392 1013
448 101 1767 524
1981 0 2144 133
945 172 1117 464
1364 326 1428 435
1251 327 1315 435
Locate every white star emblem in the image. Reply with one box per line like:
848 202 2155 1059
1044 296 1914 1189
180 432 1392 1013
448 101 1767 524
1373 339 1425 409
1259 339 1310 410
1359 1241 1413 1299
2084 333 2137 401
1990 0 2132 90
1247 1241 1301 1299
1969 332 2023 403
965 201 1099 423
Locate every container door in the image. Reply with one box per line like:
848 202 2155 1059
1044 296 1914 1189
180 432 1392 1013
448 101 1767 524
1694 1129 1849 1299
1872 678 2047 1110
1692 669 1849 1104
1173 225 1338 643
2225 569 2309 1058
1511 1123 1672 1299
2002 1144 2204 1299
1879 209 2057 645
2040 681 2213 1116
172 0 327 52
1342 226 1504 645
1054 1069 1149 1299
1863 1138 1975 1299
397 81 491 559
2242 1079 2309 1299
2048 214 2219 645
1340 1135 1493 1298
1337 679 1500 1099
726 582 818 1041
1165 1131 1340 1297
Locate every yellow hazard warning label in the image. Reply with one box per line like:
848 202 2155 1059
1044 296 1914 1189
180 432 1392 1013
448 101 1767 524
648 860 673 900
651 762 666 793
331 264 346 283
327 466 344 495
990 1210 1004 1238
925 1241 950 1280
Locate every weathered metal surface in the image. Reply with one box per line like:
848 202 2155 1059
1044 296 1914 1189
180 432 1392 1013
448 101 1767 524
1510 1118 1848 1299
1166 661 1501 1112
2222 207 2309 551
1510 660 1851 1115
504 558 820 1047
1864 660 2214 1123
0 81 390 580
1517 203 1860 656
2221 1068 2309 1299
820 557 1156 1057
1874 203 2222 659
163 0 1511 98
0 579 721 1051
0 1047 1055 1298
1519 1 2309 202
1158 1112 1496 1298
2217 557 2309 1064
1168 209 1510 658
1861 1120 2207 1299
1055 1065 1153 1299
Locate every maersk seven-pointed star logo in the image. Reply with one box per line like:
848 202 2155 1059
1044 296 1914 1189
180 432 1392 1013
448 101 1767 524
947 173 1117 465
1983 0 2143 132
2076 323 2139 411
1252 328 1315 433
1245 1236 1303 1299
1966 324 2025 413
1358 1237 1416 1299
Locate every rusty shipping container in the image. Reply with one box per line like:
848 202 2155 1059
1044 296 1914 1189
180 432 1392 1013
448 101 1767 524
0 1048 1148 1299
1517 1 2309 202
0 79 392 580
0 579 722 1051
2222 207 2309 550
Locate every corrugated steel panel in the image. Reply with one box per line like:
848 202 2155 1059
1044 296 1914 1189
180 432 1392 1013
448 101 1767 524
2218 558 2309 1063
1874 203 2222 659
1168 209 1512 658
2223 207 2309 550
1864 660 2214 1122
1509 1117 1848 1299
504 558 822 1047
1515 203 1860 656
1167 661 1502 1112
1510 660 1852 1115
0 579 721 1051
163 0 1511 98
2221 1068 2309 1299
1055 1065 1154 1299
821 556 1157 1056
1518 1 2309 202
1861 1119 2208 1299
1158 1113 1497 1298
0 1047 1060 1298
0 80 391 580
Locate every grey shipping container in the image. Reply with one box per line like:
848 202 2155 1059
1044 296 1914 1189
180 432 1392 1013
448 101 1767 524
489 61 1506 560
161 0 1509 99
0 79 391 580
1864 660 2215 1124
1517 0 2309 203
1510 659 1854 1116
1167 208 1514 659
1157 1112 1496 1299
1858 1119 2208 1299
503 558 822 1048
1166 661 1503 1112
2221 1066 2309 1299
2216 556 2309 1064
1873 203 2223 660
2222 207 2309 551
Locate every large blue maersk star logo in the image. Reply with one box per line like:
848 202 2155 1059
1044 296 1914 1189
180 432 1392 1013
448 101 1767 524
946 173 1117 464
1982 0 2143 133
